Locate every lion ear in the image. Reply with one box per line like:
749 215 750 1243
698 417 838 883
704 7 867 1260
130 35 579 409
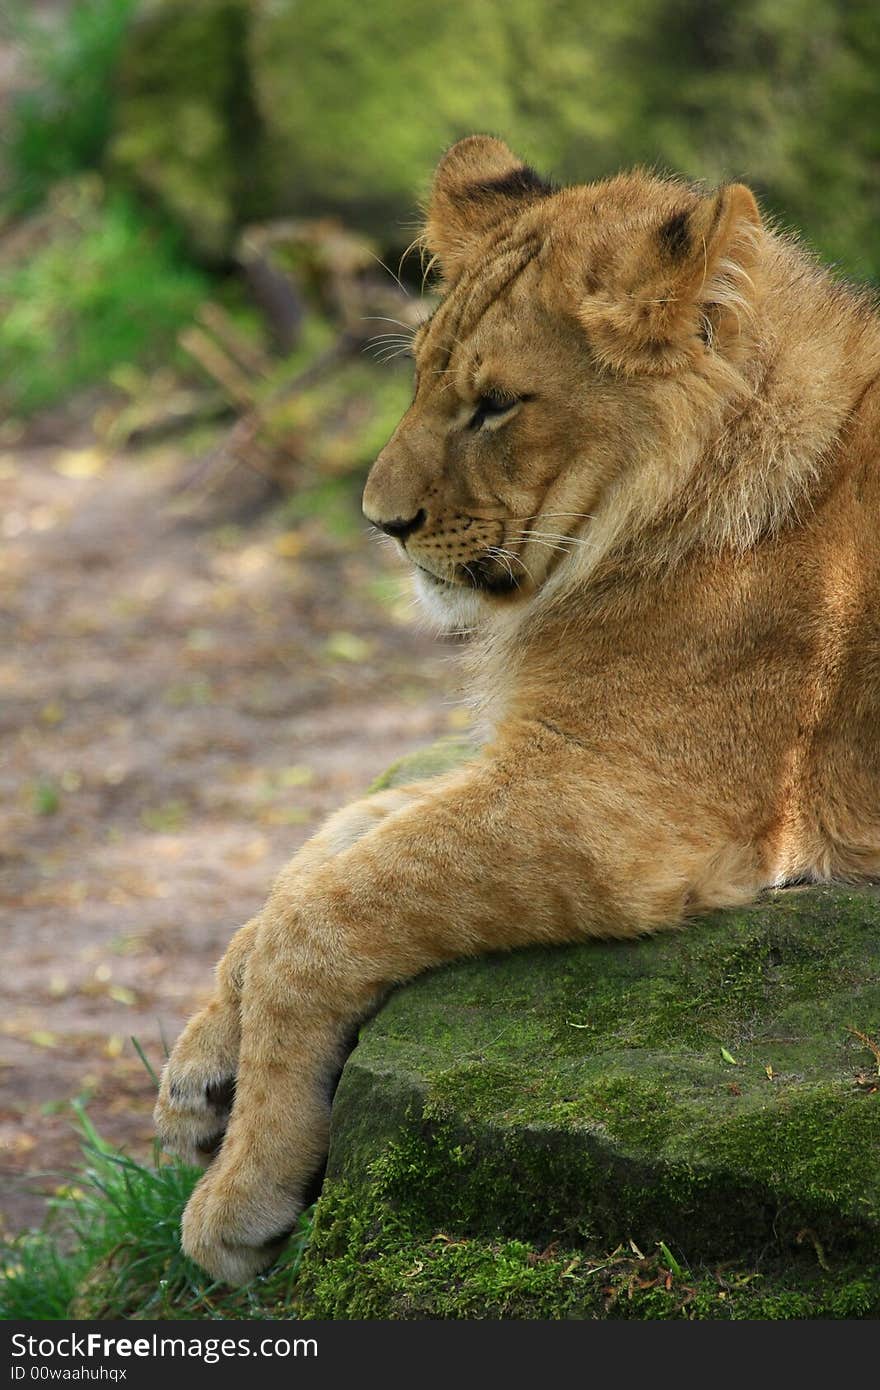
578 184 763 374
424 135 554 280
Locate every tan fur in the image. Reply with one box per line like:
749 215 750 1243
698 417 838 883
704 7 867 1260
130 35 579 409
155 136 880 1283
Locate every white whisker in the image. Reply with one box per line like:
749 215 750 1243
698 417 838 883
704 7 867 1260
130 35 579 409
512 512 597 523
366 250 411 298
375 348 414 364
369 332 412 341
486 545 534 586
511 529 596 551
509 537 571 556
483 546 516 584
360 316 416 334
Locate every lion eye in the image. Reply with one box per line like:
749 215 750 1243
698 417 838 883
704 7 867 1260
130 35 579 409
468 392 520 431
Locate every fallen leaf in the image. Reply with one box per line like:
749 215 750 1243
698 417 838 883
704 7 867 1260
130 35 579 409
853 1072 879 1093
7 1133 36 1154
259 807 311 826
54 448 106 479
229 837 269 866
278 765 314 788
108 986 136 1006
186 627 216 651
273 531 305 558
324 631 371 662
140 800 189 833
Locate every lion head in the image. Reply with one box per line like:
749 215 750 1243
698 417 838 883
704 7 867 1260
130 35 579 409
362 136 801 632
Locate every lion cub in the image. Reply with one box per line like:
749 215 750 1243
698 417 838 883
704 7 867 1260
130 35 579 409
156 136 880 1283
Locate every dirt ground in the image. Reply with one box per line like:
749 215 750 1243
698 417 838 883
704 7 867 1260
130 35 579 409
0 420 461 1235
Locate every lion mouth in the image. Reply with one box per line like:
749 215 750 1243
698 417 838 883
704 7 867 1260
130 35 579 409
414 560 519 596
460 557 520 594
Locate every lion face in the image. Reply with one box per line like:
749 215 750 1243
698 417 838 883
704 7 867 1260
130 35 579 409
364 252 597 630
363 137 762 630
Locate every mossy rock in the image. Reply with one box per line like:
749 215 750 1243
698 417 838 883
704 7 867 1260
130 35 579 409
295 749 880 1318
109 0 269 260
113 2 880 278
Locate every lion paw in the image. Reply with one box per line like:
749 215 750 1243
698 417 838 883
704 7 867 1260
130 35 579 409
154 1007 240 1167
181 1169 297 1285
154 1068 235 1168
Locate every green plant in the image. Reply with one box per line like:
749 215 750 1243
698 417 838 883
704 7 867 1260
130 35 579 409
0 177 208 416
0 1101 313 1321
1 0 137 214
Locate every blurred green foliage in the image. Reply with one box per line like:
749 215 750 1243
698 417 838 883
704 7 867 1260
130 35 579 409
2 0 877 420
0 1 211 418
0 178 207 416
1 0 137 214
113 0 880 281
266 357 414 480
110 0 260 262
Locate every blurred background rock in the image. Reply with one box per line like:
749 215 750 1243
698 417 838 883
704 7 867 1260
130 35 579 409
111 0 880 272
2 0 878 432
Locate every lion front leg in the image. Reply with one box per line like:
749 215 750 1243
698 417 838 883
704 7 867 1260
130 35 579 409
155 784 430 1169
179 754 642 1284
154 916 257 1166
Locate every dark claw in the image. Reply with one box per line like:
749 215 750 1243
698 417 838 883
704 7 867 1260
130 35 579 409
205 1077 236 1111
196 1130 225 1158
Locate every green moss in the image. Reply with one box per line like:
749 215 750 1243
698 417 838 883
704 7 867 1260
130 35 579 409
249 0 880 278
298 1180 880 1320
326 1065 879 1261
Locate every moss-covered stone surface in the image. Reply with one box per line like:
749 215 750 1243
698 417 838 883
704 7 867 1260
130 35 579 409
296 746 880 1316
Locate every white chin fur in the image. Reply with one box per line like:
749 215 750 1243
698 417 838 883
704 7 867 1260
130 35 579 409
413 570 487 633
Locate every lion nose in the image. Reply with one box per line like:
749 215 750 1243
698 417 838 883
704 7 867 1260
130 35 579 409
370 508 426 543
